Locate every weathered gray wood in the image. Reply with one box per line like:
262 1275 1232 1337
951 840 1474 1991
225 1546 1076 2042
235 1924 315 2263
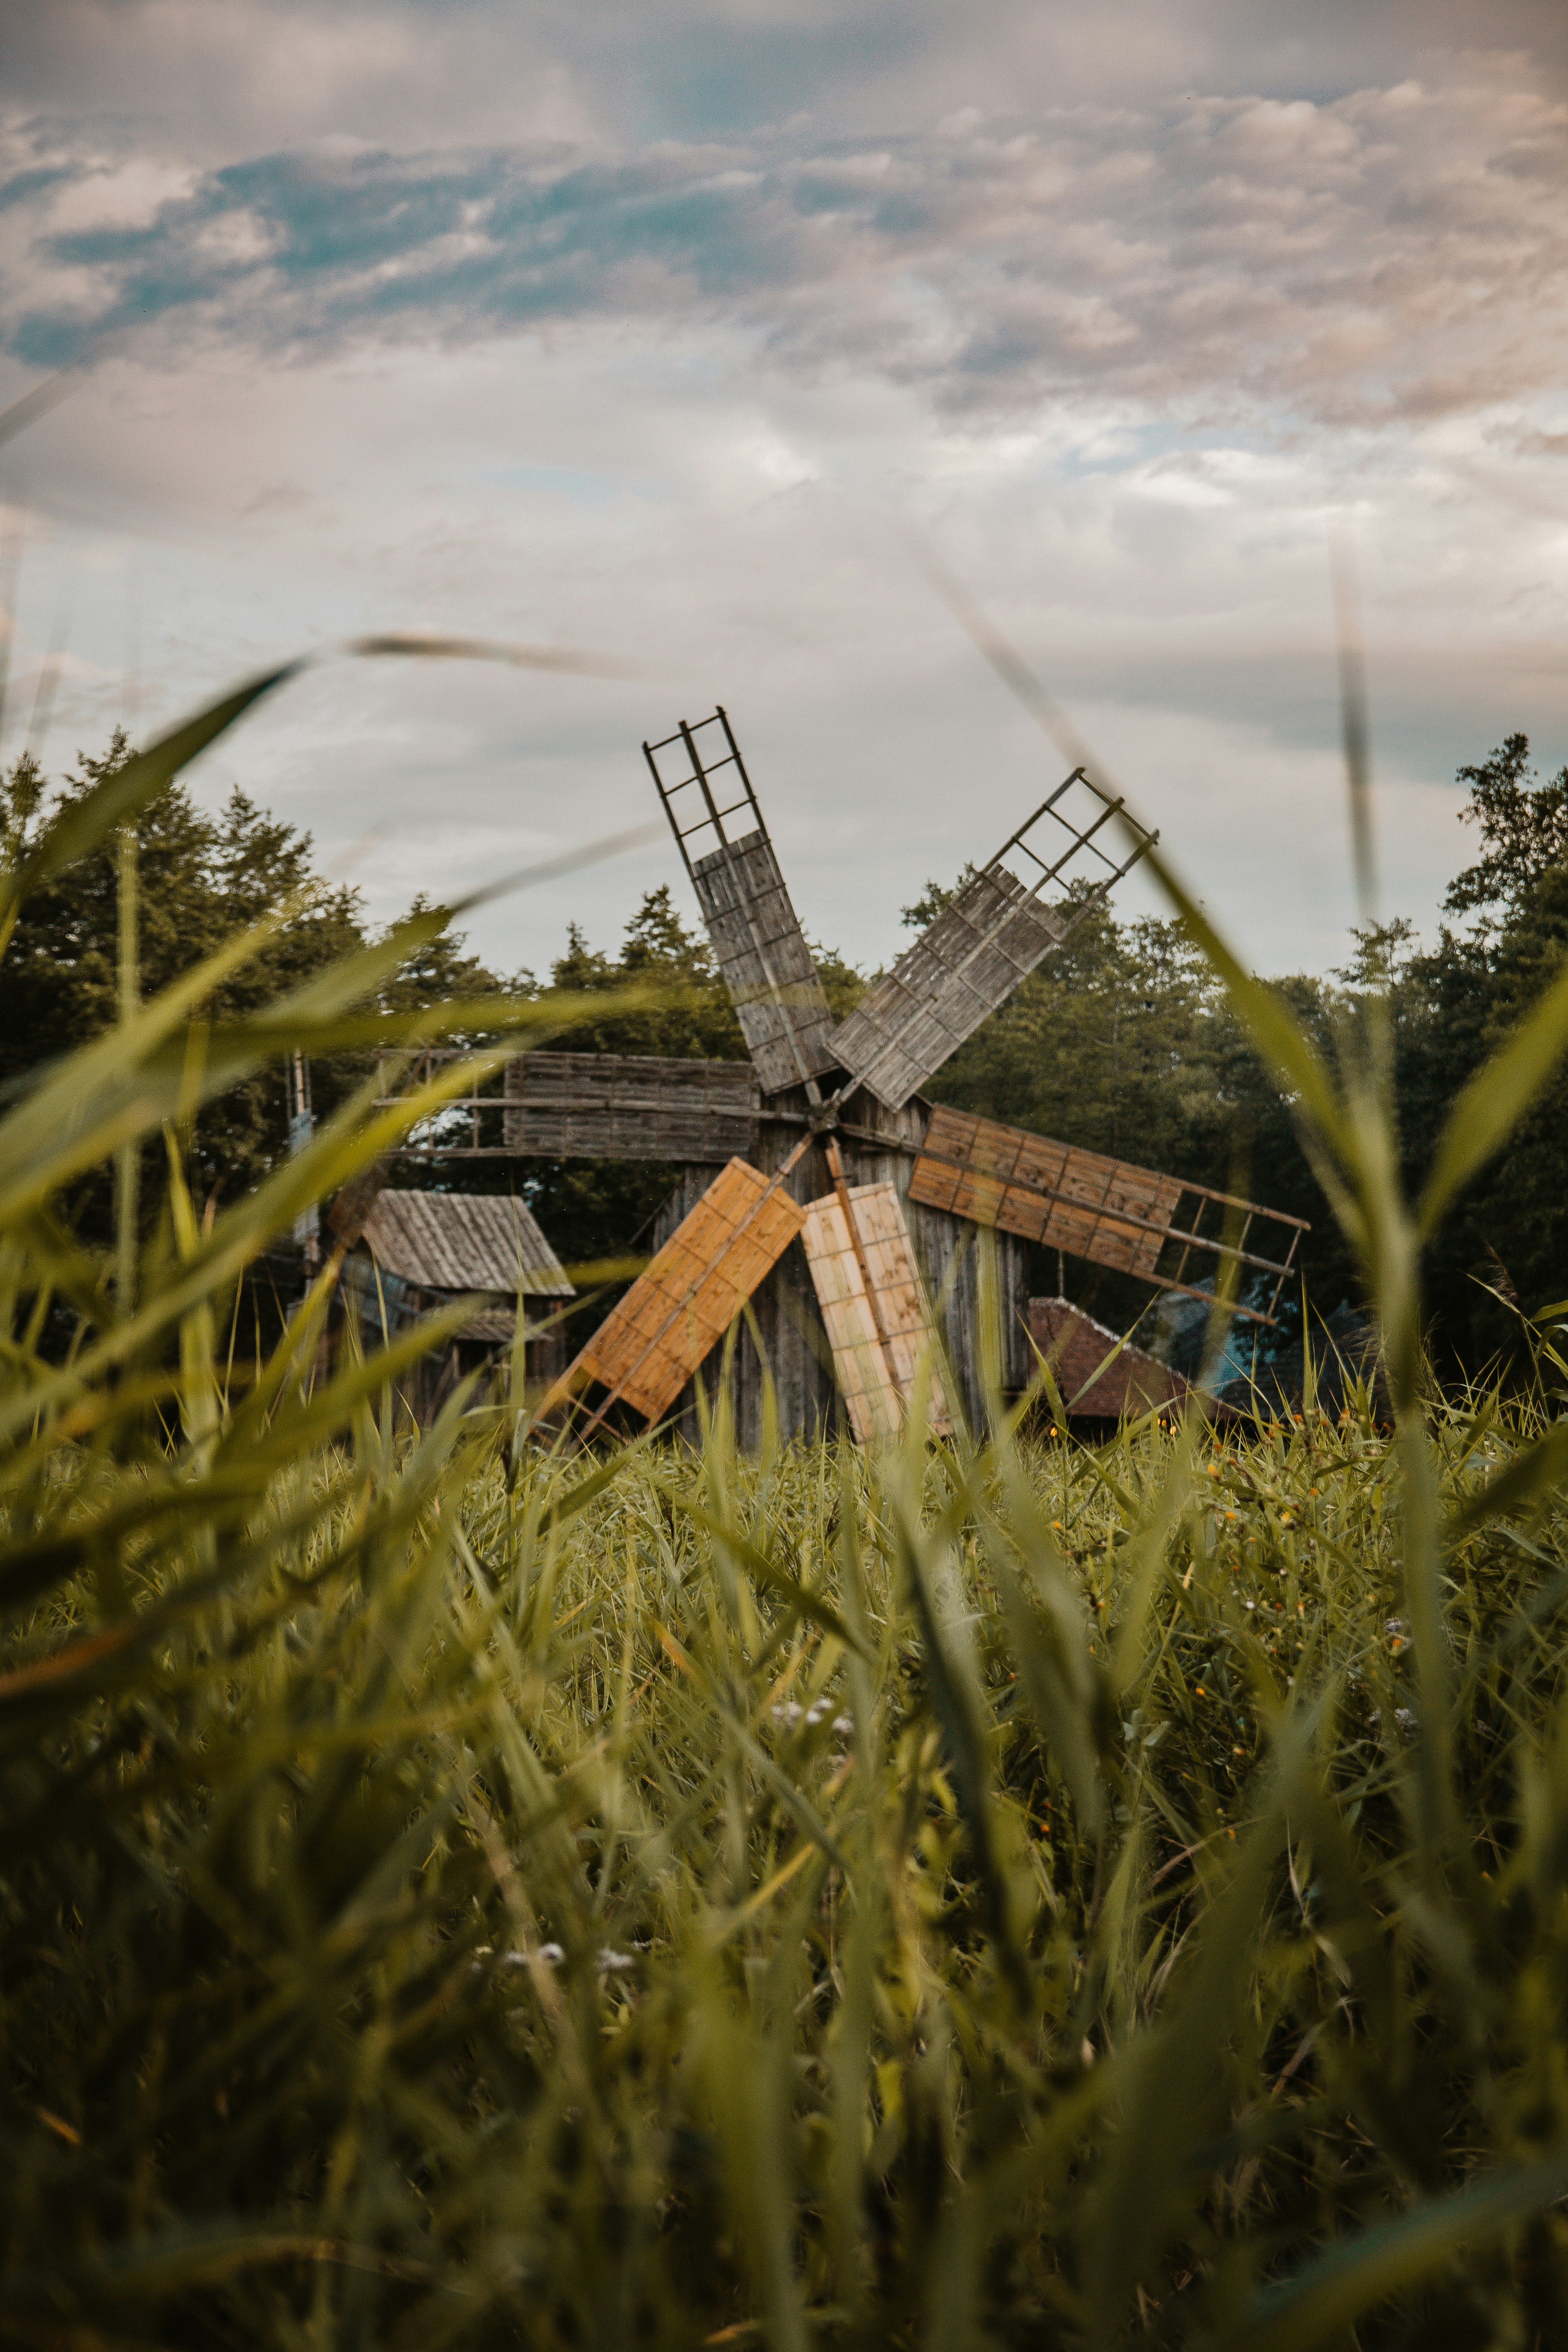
502 1050 760 1162
360 1189 574 1295
689 831 840 1094
653 1087 1029 1449
828 867 1066 1110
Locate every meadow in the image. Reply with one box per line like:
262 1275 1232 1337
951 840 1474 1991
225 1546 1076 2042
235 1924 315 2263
6 658 1568 2349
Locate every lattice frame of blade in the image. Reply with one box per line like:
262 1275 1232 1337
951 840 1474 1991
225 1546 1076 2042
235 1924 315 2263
689 830 839 1096
503 1050 758 1164
828 864 1066 1110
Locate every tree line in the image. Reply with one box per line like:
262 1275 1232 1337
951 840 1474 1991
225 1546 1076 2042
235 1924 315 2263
4 726 1564 1378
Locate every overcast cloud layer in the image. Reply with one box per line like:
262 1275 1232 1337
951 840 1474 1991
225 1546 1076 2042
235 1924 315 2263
0 1 1565 981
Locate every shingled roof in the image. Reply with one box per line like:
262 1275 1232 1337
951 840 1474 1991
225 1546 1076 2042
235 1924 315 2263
1026 1297 1197 1421
359 1190 573 1299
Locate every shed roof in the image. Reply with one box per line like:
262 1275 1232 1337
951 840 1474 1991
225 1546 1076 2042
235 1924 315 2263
359 1190 573 1298
1026 1297 1199 1421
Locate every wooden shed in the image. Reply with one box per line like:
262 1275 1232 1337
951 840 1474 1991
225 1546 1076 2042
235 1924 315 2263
346 1189 574 1421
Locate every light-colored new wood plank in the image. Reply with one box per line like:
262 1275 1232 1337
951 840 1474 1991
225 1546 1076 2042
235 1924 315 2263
801 1181 951 1442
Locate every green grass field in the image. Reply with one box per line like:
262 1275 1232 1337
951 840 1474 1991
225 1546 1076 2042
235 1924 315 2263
8 659 1568 2348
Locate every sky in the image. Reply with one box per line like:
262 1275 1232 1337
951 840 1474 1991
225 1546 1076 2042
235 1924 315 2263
1 0 1565 984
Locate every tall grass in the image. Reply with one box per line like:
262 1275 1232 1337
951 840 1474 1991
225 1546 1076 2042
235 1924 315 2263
6 662 1568 2347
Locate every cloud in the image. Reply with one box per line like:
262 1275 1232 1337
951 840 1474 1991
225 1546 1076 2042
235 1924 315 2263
3 25 1565 987
4 67 1567 429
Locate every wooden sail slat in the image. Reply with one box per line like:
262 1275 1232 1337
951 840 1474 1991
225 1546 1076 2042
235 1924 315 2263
828 773 1157 1111
910 1105 1184 1278
643 710 839 1098
800 1181 951 1442
551 1157 806 1422
828 867 1063 1111
503 1050 757 1162
689 830 839 1095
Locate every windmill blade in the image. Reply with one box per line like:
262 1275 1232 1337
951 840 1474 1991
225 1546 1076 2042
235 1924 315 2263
546 1152 807 1428
504 1050 761 1162
373 1047 781 1163
828 772 1157 1111
909 1104 1309 1326
645 708 839 1096
800 1172 952 1443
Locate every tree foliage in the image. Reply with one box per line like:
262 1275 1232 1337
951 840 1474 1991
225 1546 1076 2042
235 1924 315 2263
0 734 510 1253
1377 737 1568 1369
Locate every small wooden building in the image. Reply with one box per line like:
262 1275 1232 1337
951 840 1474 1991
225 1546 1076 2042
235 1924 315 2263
346 1189 574 1421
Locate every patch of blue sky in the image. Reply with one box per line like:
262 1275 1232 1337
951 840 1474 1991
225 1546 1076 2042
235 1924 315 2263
1053 417 1279 481
0 162 80 215
479 460 662 510
619 9 929 144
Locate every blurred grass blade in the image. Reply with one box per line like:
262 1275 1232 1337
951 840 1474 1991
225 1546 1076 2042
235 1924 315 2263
1238 2150 1568 2351
1332 530 1377 926
347 630 646 680
914 551 1358 1185
1083 1717 1302 2331
0 373 72 450
1449 1421 1568 1538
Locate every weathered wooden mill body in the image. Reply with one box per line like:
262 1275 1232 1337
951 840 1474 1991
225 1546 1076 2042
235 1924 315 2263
644 1084 1030 1447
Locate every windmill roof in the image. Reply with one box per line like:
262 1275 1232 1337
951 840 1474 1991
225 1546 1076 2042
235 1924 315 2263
359 1190 573 1298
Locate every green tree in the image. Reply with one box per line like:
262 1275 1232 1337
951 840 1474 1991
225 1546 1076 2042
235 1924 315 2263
0 735 511 1254
1390 737 1568 1369
2 736 370 1243
1444 732 1568 919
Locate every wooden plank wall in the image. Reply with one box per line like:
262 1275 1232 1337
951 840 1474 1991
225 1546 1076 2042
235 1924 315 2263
651 1084 1030 1449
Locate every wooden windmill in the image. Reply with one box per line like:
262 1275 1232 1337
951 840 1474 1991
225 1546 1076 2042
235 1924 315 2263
457 707 1308 1443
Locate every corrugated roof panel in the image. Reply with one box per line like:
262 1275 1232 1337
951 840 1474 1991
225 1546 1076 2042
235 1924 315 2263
359 1190 574 1297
